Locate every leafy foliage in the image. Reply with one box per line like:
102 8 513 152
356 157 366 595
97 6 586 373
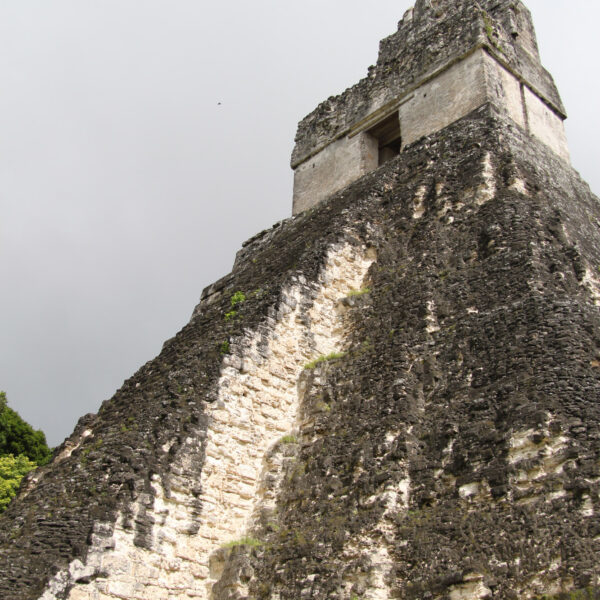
224 291 246 322
0 391 52 513
230 291 246 308
0 392 52 465
0 454 37 512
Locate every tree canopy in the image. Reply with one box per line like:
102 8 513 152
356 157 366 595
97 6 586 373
0 391 52 465
0 391 52 513
0 454 37 512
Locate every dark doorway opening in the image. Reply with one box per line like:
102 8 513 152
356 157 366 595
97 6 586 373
368 112 402 166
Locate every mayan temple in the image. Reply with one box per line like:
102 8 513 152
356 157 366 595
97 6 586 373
2 1 599 598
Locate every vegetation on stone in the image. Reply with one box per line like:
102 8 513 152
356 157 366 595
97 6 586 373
279 434 298 444
346 286 371 297
224 310 238 322
304 351 347 370
223 536 262 549
225 291 246 321
230 291 246 308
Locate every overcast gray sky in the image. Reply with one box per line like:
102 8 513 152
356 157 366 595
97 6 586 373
1 1 598 447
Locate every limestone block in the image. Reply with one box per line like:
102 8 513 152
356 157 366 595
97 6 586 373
100 553 134 577
134 562 161 580
107 580 139 598
523 86 570 162
400 50 488 147
482 51 525 128
67 587 95 600
449 577 492 600
292 132 378 214
139 586 169 600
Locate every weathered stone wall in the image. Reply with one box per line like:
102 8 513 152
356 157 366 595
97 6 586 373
36 242 375 600
398 50 489 148
291 0 563 168
291 0 569 215
292 133 378 216
523 86 571 163
482 52 525 130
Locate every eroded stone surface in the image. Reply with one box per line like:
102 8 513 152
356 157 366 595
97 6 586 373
36 243 375 600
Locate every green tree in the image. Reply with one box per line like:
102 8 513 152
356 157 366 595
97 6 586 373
0 454 37 512
0 392 52 465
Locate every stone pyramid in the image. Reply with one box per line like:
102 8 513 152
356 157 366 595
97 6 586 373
2 1 599 599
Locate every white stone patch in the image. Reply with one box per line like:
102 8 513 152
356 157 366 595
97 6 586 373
582 268 600 306
508 423 570 503
460 153 496 209
425 300 441 333
549 489 567 501
385 430 400 444
365 546 393 600
412 185 427 219
508 428 539 464
54 429 93 464
509 430 568 466
458 479 492 504
341 467 410 598
508 176 528 195
459 482 481 499
581 495 594 517
476 153 496 206
396 477 411 511
40 241 375 600
449 573 492 600
341 540 393 600
442 438 455 459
